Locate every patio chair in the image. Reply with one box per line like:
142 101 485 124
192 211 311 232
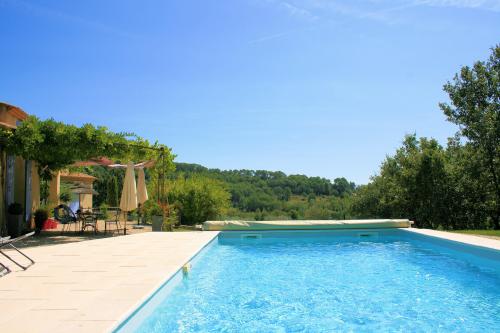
0 232 35 271
104 208 122 234
81 212 97 234
0 261 9 275
0 236 11 275
54 204 78 234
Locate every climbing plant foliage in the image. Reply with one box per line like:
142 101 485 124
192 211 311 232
0 116 175 181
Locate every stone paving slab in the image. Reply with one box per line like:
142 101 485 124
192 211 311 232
404 228 500 250
0 231 219 333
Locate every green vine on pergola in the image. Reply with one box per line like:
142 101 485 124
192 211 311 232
0 115 175 200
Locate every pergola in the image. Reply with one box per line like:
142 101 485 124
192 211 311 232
71 145 169 209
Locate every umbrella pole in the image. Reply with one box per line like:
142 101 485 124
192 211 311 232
123 211 127 235
137 203 142 226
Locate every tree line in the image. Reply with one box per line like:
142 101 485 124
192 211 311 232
88 162 357 224
353 46 499 230
174 163 355 210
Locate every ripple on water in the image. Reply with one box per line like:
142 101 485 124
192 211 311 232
134 238 500 333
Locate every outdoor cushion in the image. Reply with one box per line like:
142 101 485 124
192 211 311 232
42 218 58 230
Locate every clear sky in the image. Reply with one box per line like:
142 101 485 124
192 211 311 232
1 0 499 184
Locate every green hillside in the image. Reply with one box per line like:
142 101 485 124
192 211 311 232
172 162 356 221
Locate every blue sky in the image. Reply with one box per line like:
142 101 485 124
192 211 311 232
1 0 499 184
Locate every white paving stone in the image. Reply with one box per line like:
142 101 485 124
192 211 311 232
0 231 219 333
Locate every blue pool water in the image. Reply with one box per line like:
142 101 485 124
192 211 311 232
117 230 500 332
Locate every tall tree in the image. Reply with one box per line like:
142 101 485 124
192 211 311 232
351 135 453 229
440 45 500 229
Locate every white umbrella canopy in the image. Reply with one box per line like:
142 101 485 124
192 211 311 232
137 168 148 205
120 162 138 212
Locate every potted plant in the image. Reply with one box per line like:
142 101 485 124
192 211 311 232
145 201 164 232
7 203 24 237
151 207 164 232
34 208 49 235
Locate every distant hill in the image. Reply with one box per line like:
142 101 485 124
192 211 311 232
172 162 356 217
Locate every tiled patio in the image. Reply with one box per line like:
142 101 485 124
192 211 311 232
0 231 219 333
13 220 154 249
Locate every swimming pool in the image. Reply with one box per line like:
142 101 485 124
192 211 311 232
115 229 500 332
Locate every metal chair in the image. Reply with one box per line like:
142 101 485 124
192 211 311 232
104 208 122 234
0 232 35 272
53 204 78 234
81 212 97 234
0 236 11 276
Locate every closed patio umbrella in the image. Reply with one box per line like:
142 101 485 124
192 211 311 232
137 168 148 205
136 168 148 226
120 162 137 234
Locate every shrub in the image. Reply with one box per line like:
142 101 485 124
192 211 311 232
141 200 164 223
168 176 230 225
34 208 49 235
40 202 57 218
99 203 109 220
163 208 179 231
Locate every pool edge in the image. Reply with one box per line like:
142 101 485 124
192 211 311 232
107 231 220 333
403 228 500 251
109 228 499 332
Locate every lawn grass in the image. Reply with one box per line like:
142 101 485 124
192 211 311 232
451 230 500 237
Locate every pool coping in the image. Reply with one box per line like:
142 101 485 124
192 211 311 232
403 228 500 251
